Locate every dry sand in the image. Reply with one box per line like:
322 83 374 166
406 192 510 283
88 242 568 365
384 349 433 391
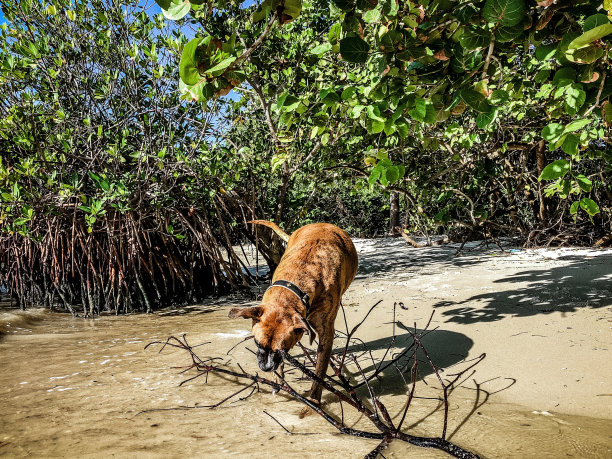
346 239 612 420
0 238 611 458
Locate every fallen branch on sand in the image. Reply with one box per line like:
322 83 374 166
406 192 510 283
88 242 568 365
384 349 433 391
146 303 484 459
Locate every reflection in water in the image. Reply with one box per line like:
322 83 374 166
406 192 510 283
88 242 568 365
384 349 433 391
1 306 611 458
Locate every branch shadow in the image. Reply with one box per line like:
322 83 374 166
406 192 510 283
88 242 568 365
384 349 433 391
331 322 475 396
354 239 505 278
433 253 612 324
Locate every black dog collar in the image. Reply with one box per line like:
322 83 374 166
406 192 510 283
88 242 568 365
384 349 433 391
267 280 311 314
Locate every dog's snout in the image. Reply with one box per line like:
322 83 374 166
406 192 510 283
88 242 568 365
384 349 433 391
257 347 282 372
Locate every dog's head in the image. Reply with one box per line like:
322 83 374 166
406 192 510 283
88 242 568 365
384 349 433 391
228 305 316 372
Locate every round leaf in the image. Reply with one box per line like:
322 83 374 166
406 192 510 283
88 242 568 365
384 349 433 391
584 14 610 32
483 0 526 27
340 36 370 64
539 159 570 181
385 165 399 184
541 123 564 142
162 0 191 20
579 198 600 216
460 88 491 112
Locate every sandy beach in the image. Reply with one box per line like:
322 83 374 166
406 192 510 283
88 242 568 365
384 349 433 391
0 238 611 458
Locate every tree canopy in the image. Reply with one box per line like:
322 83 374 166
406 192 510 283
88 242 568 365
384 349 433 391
162 0 612 241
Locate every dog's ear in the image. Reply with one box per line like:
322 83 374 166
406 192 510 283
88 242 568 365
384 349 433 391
295 316 316 346
228 305 263 320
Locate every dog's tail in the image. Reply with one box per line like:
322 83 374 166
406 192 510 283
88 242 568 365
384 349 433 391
249 220 290 243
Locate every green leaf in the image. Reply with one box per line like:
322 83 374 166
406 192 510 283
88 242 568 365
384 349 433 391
575 174 592 192
379 169 389 186
366 105 385 122
162 0 191 20
382 0 399 16
395 119 409 138
1 193 14 201
539 159 570 181
180 79 214 102
341 87 356 100
565 119 590 132
534 69 550 83
483 0 525 26
276 93 288 109
568 24 612 50
570 201 579 215
397 165 406 179
566 46 605 64
552 68 576 86
385 165 399 184
153 0 171 10
580 198 600 216
536 44 557 61
459 28 490 50
564 85 586 114
495 22 523 42
310 43 332 55
370 120 385 134
206 56 236 76
283 95 300 111
384 119 396 135
584 14 610 32
602 102 612 123
489 89 509 106
460 88 491 112
363 8 381 23
340 36 370 63
408 97 427 121
541 123 564 142
179 38 201 85
476 107 498 128
424 103 437 124
561 134 578 156
369 166 382 186
328 23 341 44
450 46 482 73
281 0 302 22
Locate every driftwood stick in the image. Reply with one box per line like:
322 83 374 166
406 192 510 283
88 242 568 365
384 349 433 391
394 227 424 248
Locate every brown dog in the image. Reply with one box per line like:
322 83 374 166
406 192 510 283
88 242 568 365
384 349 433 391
229 221 358 405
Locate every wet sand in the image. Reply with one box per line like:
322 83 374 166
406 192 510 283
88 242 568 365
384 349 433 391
1 239 611 458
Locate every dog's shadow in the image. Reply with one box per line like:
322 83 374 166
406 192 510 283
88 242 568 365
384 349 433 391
330 322 474 396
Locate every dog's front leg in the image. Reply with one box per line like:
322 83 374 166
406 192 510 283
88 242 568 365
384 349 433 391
308 326 334 403
299 332 333 419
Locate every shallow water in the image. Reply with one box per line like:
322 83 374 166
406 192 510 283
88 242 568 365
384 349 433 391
1 305 611 459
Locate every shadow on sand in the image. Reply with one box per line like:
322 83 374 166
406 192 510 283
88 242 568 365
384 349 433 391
433 253 612 324
354 241 499 279
330 321 475 396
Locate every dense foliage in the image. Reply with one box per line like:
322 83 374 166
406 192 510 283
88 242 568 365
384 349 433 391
166 0 612 243
0 0 270 313
1 0 611 313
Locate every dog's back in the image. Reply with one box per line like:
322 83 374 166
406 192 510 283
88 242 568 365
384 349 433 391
277 223 358 298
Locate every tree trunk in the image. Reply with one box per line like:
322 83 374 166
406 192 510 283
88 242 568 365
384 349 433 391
389 191 400 236
536 140 548 225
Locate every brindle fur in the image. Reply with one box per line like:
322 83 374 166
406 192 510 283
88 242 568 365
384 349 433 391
229 222 358 405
